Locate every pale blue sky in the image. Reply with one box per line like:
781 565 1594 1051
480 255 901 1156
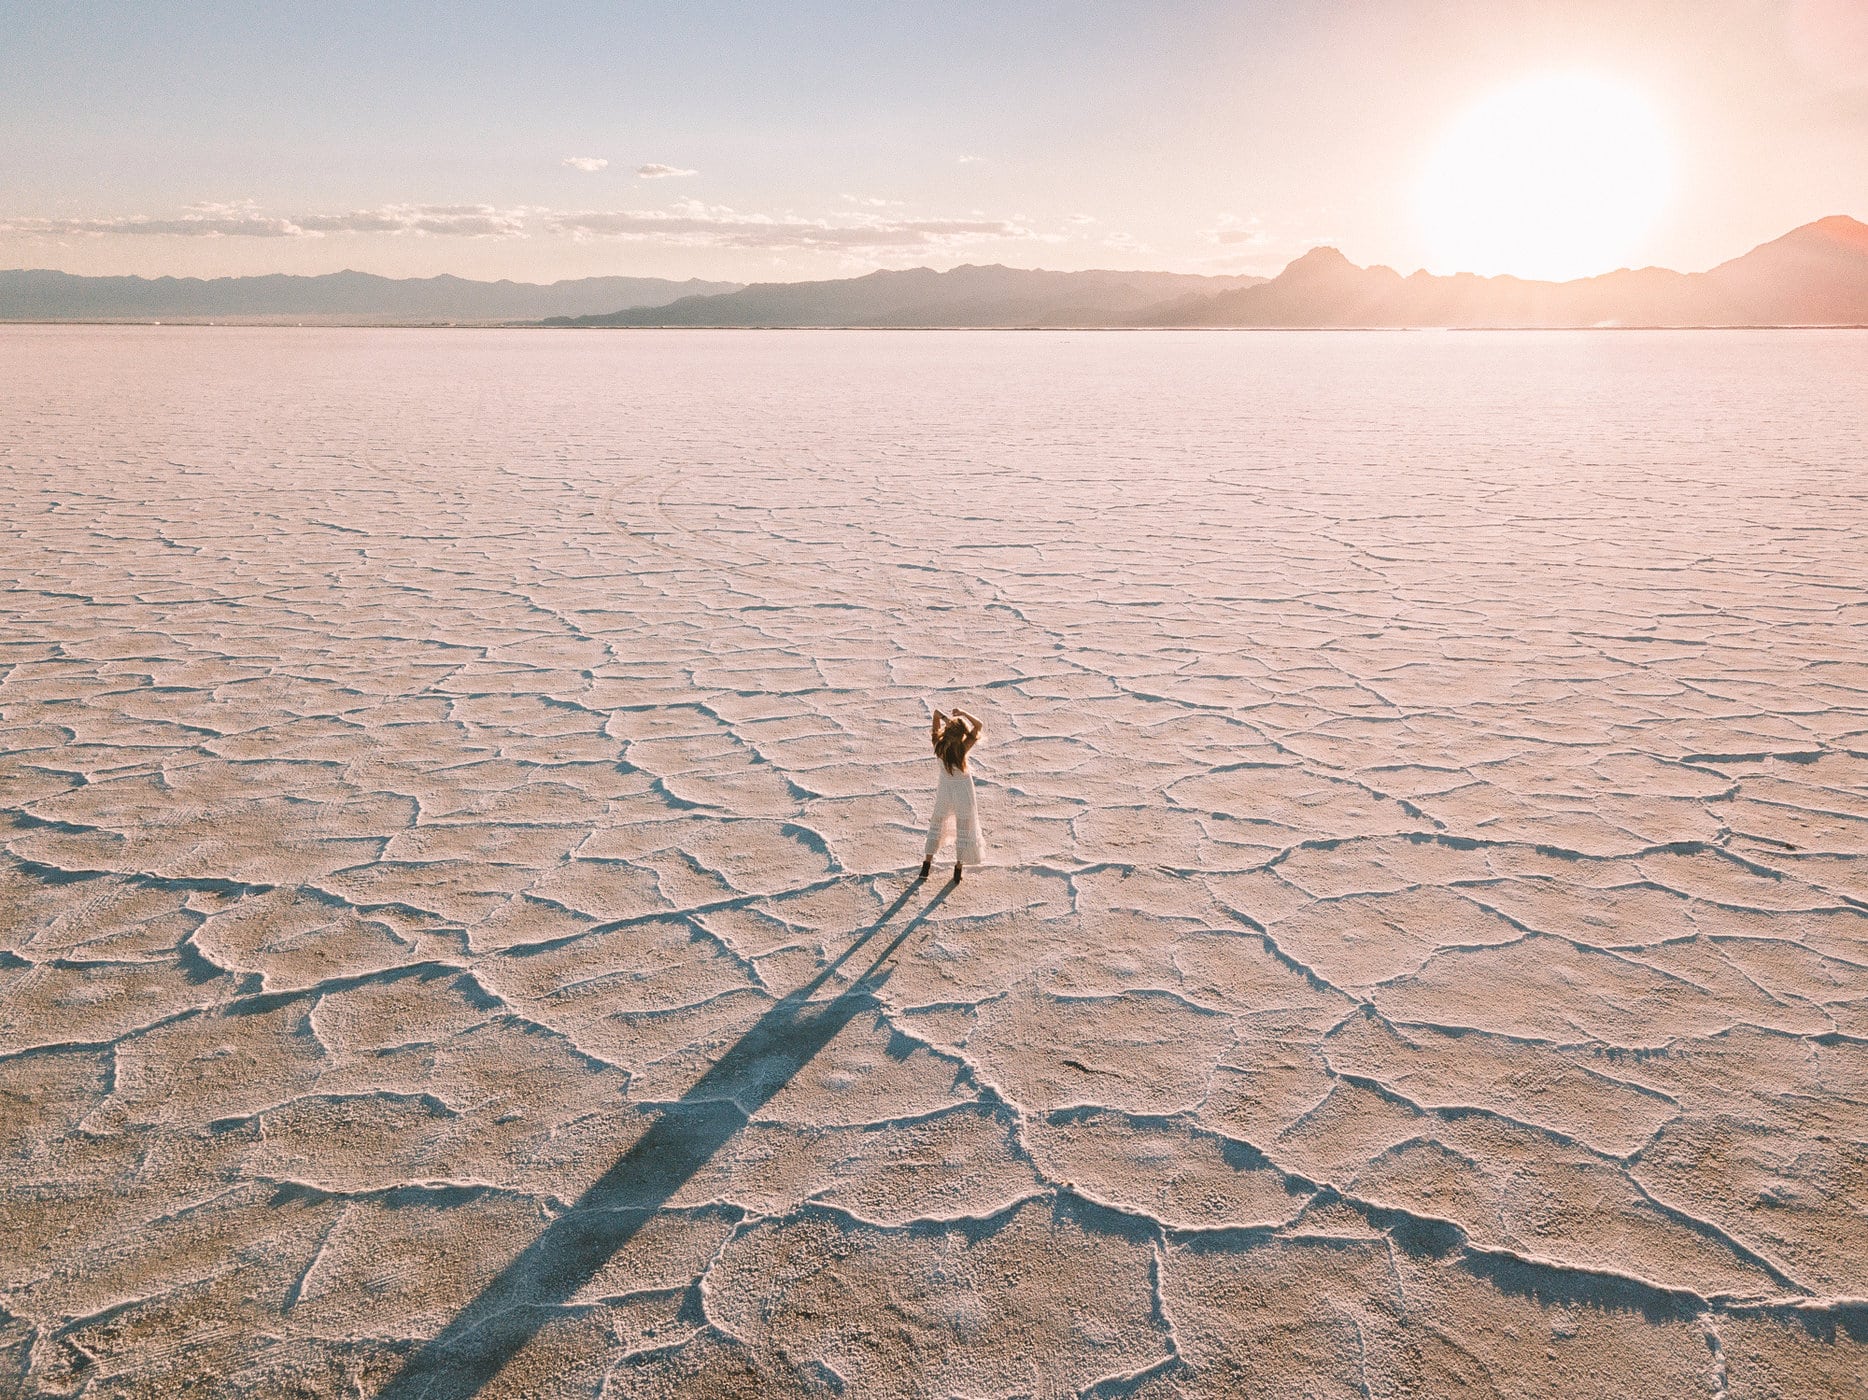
4 1 1865 281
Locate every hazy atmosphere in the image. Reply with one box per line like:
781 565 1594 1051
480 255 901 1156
5 0 1868 284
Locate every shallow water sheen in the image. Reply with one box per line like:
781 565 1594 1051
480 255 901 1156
3 327 1866 1397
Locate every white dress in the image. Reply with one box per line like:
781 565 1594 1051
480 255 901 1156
923 761 985 864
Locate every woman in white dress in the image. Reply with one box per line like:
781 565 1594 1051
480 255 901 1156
920 707 985 883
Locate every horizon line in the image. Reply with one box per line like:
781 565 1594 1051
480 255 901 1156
4 212 1861 291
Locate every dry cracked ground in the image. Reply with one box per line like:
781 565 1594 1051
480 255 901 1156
3 326 1867 1399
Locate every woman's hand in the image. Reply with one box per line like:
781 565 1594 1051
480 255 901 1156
957 709 983 754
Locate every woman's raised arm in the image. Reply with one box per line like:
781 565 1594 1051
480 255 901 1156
955 709 983 753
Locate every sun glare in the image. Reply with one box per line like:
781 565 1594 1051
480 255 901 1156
1419 72 1674 282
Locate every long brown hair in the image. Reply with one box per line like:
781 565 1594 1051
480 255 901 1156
935 719 970 773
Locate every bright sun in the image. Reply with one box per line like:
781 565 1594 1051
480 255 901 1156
1419 72 1674 283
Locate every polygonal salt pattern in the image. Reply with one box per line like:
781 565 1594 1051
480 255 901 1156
2 326 1866 1397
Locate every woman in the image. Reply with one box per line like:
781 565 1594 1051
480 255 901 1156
921 707 985 882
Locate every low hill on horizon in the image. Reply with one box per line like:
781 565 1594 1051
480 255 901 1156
0 269 742 323
546 264 1267 329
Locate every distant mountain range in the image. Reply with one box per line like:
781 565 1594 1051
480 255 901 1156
8 217 1864 328
548 216 1868 329
1148 215 1868 328
0 269 741 322
544 265 1268 328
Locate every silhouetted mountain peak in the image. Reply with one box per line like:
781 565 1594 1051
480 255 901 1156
1715 215 1868 270
1279 246 1356 276
1797 215 1868 260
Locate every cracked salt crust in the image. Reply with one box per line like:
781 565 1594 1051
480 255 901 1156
3 325 1867 1397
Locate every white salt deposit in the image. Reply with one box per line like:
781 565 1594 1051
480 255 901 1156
2 325 1866 1396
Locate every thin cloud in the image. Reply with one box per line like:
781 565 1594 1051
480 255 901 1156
298 205 528 237
1204 214 1270 247
0 202 529 239
1 200 302 238
0 200 1041 251
636 163 698 179
956 154 985 165
546 201 1031 250
3 213 302 238
561 156 609 172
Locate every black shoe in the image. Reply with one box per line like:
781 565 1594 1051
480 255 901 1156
918 858 931 881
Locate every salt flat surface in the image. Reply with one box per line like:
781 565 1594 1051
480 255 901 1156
3 326 1867 1398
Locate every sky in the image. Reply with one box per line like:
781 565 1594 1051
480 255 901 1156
3 0 1866 285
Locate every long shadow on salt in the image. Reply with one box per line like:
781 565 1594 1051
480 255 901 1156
378 877 952 1400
